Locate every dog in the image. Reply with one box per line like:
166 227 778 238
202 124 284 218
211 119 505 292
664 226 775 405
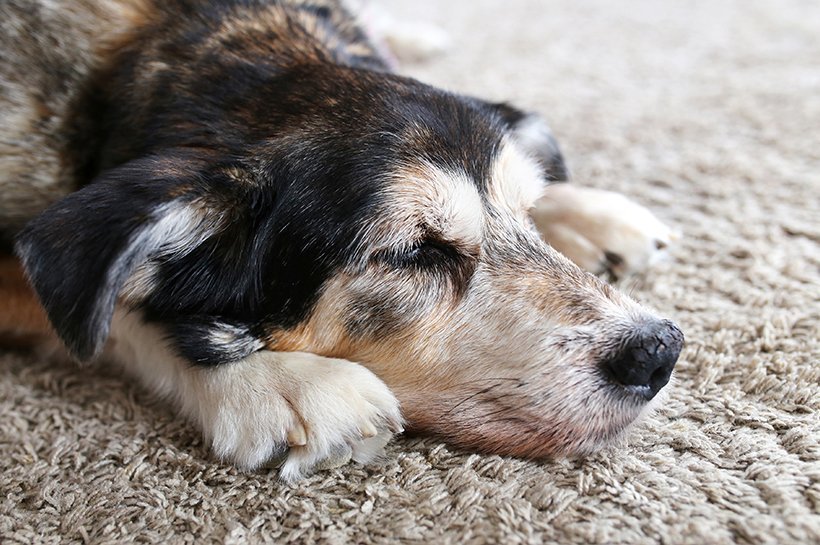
0 0 684 481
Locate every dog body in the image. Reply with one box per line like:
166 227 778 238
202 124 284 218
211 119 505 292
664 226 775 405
0 0 683 480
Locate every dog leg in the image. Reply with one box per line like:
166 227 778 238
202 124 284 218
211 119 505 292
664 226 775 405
0 255 53 345
108 310 403 481
531 184 678 278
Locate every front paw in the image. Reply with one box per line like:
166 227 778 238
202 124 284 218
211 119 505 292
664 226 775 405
531 184 678 278
193 351 403 481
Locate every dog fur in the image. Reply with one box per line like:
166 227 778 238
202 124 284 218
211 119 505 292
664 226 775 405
0 0 683 480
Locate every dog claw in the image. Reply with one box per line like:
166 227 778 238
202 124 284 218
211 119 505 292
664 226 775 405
387 420 404 434
287 424 307 446
360 421 378 438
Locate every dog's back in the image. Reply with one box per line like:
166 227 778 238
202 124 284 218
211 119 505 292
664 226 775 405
0 0 134 243
0 0 381 247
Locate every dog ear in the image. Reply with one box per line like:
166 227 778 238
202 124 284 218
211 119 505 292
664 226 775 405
15 151 219 361
489 102 569 182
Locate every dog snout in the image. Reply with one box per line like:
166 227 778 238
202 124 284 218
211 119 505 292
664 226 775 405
605 320 684 400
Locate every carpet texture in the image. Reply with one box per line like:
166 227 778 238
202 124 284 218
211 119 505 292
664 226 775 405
1 0 818 543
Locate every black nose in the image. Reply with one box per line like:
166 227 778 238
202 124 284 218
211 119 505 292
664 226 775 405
605 320 684 400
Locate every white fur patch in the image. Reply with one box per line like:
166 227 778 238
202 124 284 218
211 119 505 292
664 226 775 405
489 139 548 215
120 200 222 301
430 166 484 245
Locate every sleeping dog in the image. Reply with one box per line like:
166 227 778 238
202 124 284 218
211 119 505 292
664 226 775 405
0 0 683 480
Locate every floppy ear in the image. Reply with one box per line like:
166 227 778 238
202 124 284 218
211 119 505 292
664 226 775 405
15 152 216 361
490 102 570 182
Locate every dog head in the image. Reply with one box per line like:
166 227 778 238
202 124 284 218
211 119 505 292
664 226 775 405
17 61 681 458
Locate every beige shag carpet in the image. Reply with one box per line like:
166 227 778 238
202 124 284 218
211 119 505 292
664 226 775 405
1 0 819 543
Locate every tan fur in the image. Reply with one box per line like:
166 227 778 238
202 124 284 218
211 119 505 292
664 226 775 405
377 163 485 249
0 257 52 343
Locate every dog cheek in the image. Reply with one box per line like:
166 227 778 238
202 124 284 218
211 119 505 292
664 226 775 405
344 294 409 340
344 271 456 341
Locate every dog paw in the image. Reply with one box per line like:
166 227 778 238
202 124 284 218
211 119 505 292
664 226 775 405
382 21 451 62
193 351 403 481
358 3 450 63
531 184 678 278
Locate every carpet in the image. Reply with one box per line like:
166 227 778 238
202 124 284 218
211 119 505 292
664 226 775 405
1 0 818 543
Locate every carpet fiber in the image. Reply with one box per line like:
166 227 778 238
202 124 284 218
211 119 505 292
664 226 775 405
1 0 818 543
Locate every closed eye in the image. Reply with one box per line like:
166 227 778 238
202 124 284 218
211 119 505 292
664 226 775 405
379 238 462 269
371 233 479 297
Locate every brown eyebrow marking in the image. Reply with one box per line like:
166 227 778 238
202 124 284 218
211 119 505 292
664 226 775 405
374 161 485 252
